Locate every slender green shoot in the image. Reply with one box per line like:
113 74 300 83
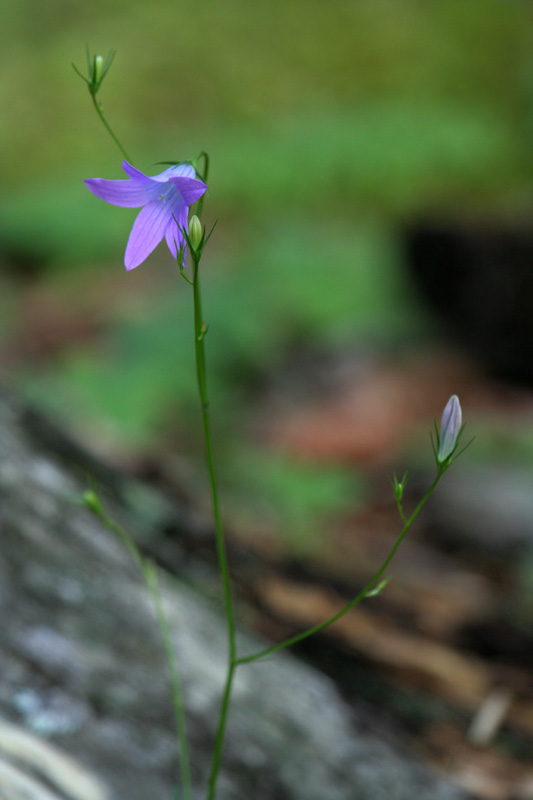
188 250 238 800
235 472 442 666
83 492 192 800
73 47 132 163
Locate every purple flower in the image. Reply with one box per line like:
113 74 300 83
85 161 207 270
437 394 462 463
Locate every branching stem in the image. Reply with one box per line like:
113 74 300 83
236 473 442 666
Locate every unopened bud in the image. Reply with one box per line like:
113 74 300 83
392 470 408 502
83 489 104 516
437 394 462 463
188 215 203 251
93 54 104 86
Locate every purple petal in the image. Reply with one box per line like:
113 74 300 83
165 222 178 260
437 394 462 462
168 176 207 206
121 161 154 184
124 200 172 270
155 163 196 181
85 175 159 208
164 209 188 263
172 164 195 179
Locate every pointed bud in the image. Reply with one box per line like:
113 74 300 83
366 577 391 598
93 54 104 86
83 489 104 516
73 48 116 96
188 215 203 251
437 395 462 463
392 470 408 502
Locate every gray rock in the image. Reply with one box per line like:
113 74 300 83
427 464 533 557
0 383 467 800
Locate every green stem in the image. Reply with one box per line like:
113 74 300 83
206 661 237 800
144 563 193 800
90 93 132 163
396 498 408 525
191 255 237 800
194 151 210 219
236 473 442 666
96 510 192 800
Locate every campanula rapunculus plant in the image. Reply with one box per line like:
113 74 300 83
437 394 462 464
77 48 470 800
85 161 207 270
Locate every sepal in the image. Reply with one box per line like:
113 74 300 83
73 47 116 96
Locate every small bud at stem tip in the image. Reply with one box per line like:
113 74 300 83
189 214 203 251
437 394 462 463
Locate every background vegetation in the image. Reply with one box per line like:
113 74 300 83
0 0 532 536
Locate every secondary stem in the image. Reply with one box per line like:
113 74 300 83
236 473 442 666
191 255 237 800
144 564 193 800
95 510 192 800
91 94 132 163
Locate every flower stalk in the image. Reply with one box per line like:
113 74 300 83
82 492 192 800
73 48 132 163
189 245 238 800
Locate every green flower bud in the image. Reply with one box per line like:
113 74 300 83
73 48 116 96
189 215 203 251
93 54 104 86
392 470 408 502
83 489 104 516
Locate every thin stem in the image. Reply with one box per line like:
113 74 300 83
194 151 210 219
206 662 237 800
396 497 408 525
95 508 192 800
144 563 193 800
190 255 237 800
192 257 235 651
90 93 132 163
236 473 442 666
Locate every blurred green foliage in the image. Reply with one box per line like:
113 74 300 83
1 0 532 535
225 449 368 552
